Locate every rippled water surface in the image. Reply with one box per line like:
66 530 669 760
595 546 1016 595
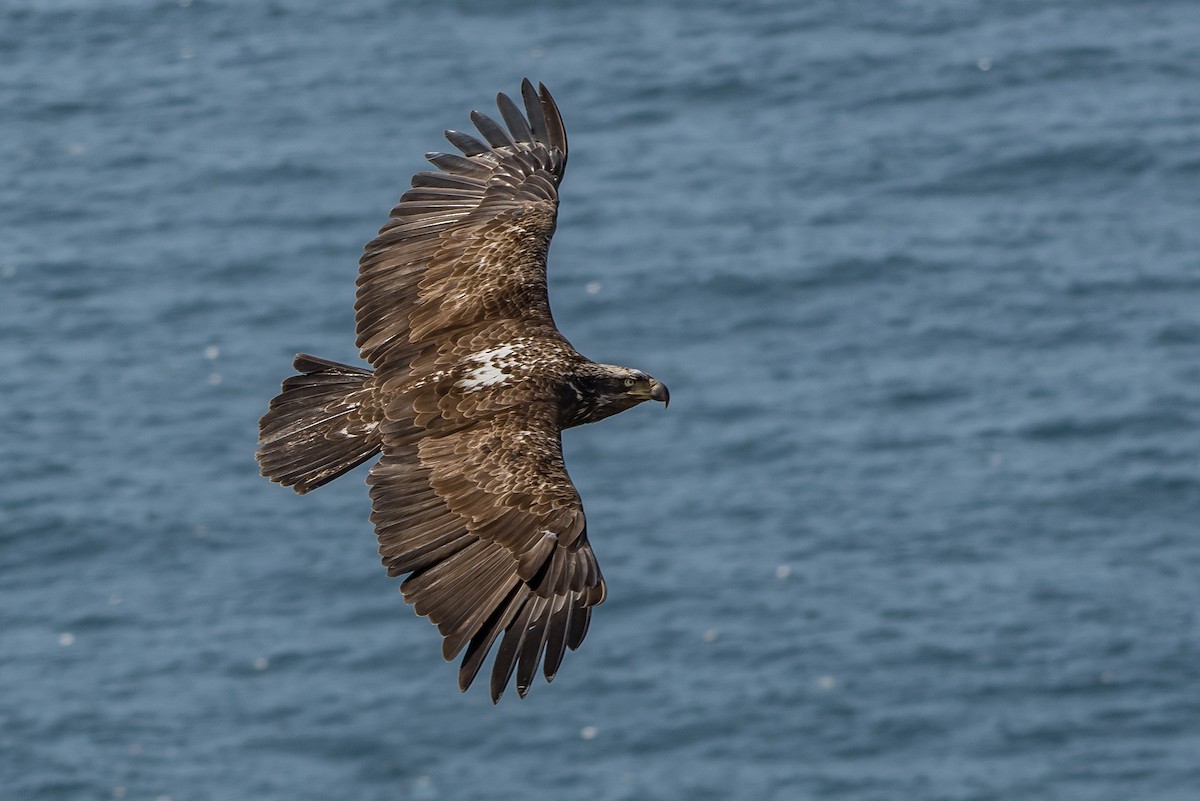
4 1 1200 799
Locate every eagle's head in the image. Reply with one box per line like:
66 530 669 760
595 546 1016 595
561 363 669 428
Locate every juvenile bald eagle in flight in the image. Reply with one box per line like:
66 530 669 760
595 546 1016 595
256 80 668 702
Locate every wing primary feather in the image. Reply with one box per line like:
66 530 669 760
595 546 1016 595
542 599 573 681
444 129 490 156
567 605 591 651
521 78 549 144
470 110 514 148
458 586 527 696
399 187 478 202
516 598 552 698
538 83 568 159
490 598 537 702
410 171 487 189
425 152 492 178
441 573 520 661
496 91 533 143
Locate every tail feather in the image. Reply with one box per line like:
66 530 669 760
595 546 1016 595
257 354 383 493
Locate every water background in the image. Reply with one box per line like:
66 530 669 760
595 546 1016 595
4 1 1200 799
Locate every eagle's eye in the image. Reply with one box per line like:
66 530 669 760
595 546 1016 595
623 378 636 388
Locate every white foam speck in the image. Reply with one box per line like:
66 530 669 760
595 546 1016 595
580 726 598 740
817 675 837 690
775 564 791 580
58 632 75 646
204 345 219 360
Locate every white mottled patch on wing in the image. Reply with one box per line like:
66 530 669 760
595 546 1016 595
456 344 525 391
457 364 508 390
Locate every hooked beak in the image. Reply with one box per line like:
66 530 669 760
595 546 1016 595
649 379 669 408
627 377 670 408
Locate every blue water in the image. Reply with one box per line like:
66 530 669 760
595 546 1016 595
4 1 1200 799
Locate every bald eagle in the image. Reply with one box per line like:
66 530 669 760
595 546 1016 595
257 80 668 702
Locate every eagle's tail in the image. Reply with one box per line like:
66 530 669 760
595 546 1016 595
256 354 383 494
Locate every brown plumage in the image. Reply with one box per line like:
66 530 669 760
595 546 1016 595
256 80 668 702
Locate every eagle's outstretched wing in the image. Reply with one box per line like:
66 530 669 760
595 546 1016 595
353 81 606 701
355 78 568 385
367 405 606 702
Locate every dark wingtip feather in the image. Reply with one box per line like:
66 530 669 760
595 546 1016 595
458 585 525 697
470 109 514 148
521 78 548 145
515 598 551 697
426 151 492 178
496 91 533 143
411 171 487 190
444 129 489 156
490 622 525 702
567 605 591 650
542 601 572 682
538 83 568 159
